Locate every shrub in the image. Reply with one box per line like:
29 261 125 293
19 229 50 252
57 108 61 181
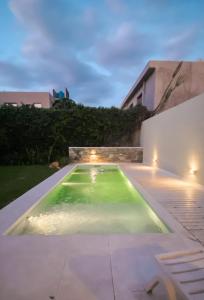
0 102 150 165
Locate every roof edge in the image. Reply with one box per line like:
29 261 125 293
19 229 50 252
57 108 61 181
121 61 155 108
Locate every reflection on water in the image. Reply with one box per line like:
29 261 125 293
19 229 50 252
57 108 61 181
9 165 169 235
18 203 166 235
90 167 98 183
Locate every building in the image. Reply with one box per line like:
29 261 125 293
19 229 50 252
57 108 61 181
0 91 54 108
53 88 69 99
121 60 204 112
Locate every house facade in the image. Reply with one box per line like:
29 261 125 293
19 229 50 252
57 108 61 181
0 91 53 108
121 60 204 112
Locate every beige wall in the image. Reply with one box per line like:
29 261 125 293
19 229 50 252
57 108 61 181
122 60 204 112
154 61 178 108
124 86 143 109
141 92 204 186
154 61 204 111
0 92 53 108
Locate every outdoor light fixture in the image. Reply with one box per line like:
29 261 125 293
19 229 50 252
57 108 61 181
91 149 96 155
90 154 97 162
152 157 158 167
190 168 198 175
188 156 199 179
152 148 158 168
90 149 97 162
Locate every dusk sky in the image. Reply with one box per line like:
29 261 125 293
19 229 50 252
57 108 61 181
0 0 204 107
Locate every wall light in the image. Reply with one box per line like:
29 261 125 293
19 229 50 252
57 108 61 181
91 149 96 155
152 157 158 168
188 155 199 179
89 149 98 162
152 148 158 168
90 154 97 162
190 168 198 175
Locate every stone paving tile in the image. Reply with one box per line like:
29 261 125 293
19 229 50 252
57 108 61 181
0 236 67 300
57 235 114 300
109 234 195 300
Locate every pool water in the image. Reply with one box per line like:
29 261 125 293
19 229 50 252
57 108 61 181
8 165 169 235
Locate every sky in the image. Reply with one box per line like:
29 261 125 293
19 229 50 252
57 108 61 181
0 0 204 107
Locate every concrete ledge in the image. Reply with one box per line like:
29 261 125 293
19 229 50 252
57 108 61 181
0 164 76 235
69 147 143 163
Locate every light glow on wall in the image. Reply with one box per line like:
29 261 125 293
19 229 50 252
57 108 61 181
91 149 96 155
152 148 158 168
89 153 97 162
89 149 98 162
189 168 198 175
188 155 199 181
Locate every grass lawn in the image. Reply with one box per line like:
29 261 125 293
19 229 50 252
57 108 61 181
0 165 56 209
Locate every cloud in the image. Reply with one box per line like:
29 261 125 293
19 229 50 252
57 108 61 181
7 0 113 105
9 0 100 51
0 60 34 89
1 0 203 107
105 0 126 13
96 22 153 68
73 77 114 105
164 28 200 59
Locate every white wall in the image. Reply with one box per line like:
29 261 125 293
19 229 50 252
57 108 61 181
141 93 204 186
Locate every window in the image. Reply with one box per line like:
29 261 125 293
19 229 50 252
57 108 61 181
129 103 134 108
5 103 17 107
137 93 142 105
34 103 42 108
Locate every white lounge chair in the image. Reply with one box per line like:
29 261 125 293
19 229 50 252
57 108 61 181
145 248 204 300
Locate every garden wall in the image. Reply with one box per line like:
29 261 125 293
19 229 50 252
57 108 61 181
141 92 204 186
69 147 143 163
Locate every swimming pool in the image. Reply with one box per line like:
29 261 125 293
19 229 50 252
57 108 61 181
7 165 169 235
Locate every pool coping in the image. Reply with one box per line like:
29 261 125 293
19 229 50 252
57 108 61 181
0 162 192 238
119 164 192 238
0 164 76 235
0 163 118 235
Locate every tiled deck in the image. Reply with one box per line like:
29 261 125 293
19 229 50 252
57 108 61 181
121 163 204 246
0 163 203 300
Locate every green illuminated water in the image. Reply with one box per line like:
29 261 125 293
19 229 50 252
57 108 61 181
9 165 169 235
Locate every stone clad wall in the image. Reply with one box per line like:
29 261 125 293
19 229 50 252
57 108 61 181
69 147 143 163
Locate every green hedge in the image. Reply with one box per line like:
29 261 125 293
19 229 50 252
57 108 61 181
0 102 150 165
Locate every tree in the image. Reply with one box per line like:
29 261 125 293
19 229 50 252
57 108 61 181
52 98 77 109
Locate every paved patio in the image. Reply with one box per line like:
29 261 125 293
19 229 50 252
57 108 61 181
0 163 203 300
121 163 204 245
